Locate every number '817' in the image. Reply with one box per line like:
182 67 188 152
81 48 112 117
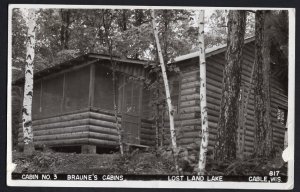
269 171 280 176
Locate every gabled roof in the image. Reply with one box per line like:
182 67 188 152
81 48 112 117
14 37 256 85
173 36 287 87
13 53 149 85
174 36 255 63
88 53 148 65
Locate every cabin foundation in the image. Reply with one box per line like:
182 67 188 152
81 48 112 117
81 145 97 154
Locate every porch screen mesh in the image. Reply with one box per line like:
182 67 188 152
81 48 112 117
63 66 90 112
93 65 114 110
41 75 63 117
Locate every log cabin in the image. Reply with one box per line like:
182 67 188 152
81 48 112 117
15 54 158 153
15 37 288 156
168 37 288 158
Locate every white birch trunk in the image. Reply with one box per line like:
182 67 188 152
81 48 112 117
151 9 179 174
197 10 209 175
22 9 37 155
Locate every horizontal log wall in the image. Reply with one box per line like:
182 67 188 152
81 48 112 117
18 110 92 148
88 109 156 146
87 110 121 147
18 109 121 148
18 108 156 149
163 41 288 157
140 119 156 146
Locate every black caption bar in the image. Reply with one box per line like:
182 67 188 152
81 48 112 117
11 173 287 183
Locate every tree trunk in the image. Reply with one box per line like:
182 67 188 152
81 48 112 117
134 9 144 26
155 102 159 149
239 57 256 159
253 11 272 158
160 107 165 147
151 9 179 174
109 45 124 156
237 83 245 159
197 10 209 175
113 61 124 155
162 10 169 62
122 10 127 31
60 9 70 49
133 9 144 59
103 11 124 155
22 8 37 155
214 10 246 162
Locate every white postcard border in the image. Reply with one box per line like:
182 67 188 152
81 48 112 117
6 4 295 189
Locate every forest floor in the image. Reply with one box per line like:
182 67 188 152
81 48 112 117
12 148 287 176
12 149 176 175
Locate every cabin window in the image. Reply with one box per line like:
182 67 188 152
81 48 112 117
93 65 114 110
277 107 287 126
63 66 90 112
32 81 42 119
41 74 64 117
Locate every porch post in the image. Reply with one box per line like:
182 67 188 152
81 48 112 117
88 63 95 108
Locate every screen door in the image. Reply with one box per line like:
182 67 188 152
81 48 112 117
120 77 142 144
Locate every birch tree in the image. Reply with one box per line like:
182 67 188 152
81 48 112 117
151 9 179 174
197 10 209 175
214 10 246 161
22 8 37 155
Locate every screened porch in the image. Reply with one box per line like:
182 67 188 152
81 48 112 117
18 58 158 151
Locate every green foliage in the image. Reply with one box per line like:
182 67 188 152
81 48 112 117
13 150 65 173
11 8 259 77
12 8 27 74
205 10 228 48
54 49 80 64
112 149 175 174
204 10 255 49
265 10 289 70
156 143 201 174
32 151 64 170
12 146 287 175
11 8 198 73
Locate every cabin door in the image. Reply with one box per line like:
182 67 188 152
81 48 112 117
119 77 142 144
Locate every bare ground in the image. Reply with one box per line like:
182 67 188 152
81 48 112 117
12 150 176 175
12 148 287 176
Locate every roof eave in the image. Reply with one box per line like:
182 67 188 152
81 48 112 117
173 36 255 63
